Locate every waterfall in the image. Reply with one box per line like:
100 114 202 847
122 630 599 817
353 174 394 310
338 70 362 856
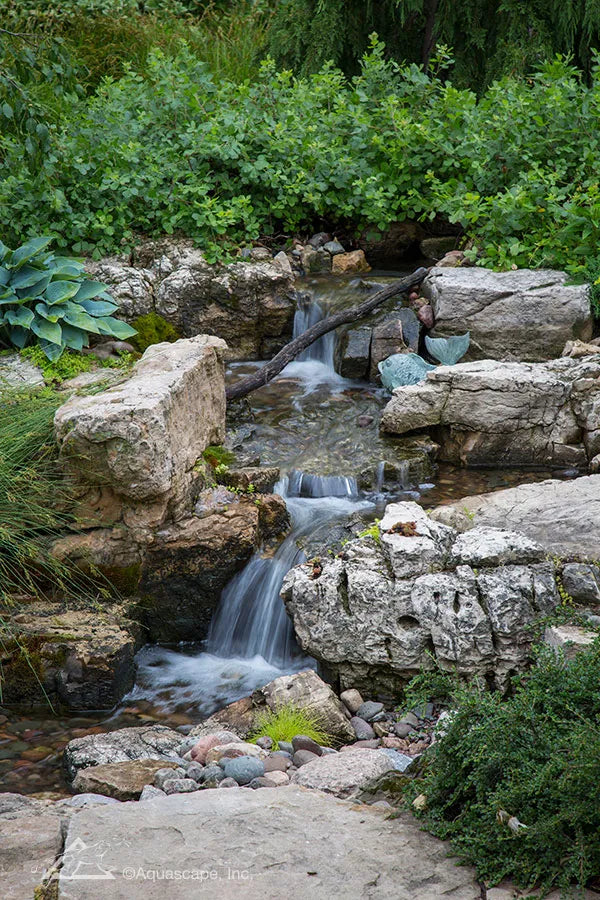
293 296 336 368
129 473 372 716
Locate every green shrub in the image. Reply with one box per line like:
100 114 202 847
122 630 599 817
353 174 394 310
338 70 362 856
406 642 600 895
249 702 333 750
21 345 94 383
0 237 136 360
130 312 179 353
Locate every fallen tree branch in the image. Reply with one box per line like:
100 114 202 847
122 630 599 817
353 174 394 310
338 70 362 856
226 266 428 401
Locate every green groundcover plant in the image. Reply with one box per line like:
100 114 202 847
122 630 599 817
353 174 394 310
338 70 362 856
250 703 333 750
405 641 600 895
0 237 135 359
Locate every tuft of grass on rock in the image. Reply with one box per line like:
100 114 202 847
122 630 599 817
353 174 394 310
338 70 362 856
250 703 332 750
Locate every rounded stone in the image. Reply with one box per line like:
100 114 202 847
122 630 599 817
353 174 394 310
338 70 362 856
356 701 384 722
185 762 205 783
247 777 277 789
278 741 293 755
264 755 291 773
162 778 199 795
394 723 413 739
262 770 289 787
218 777 239 788
200 765 225 785
255 736 273 751
291 735 323 756
293 749 319 768
340 689 364 714
222 756 265 786
190 731 242 764
350 717 376 741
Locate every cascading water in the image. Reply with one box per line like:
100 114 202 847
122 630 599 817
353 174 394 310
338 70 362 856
128 292 373 718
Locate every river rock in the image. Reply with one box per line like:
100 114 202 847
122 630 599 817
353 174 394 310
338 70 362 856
162 777 199 795
63 724 183 783
422 267 592 361
222 756 265 784
206 742 267 765
264 754 291 773
263 770 290 786
381 356 600 469
332 250 370 275
190 731 242 764
291 748 394 798
370 317 408 379
356 701 384 721
56 785 481 898
200 765 226 785
293 749 320 767
282 501 560 693
429 474 600 558
291 735 323 755
350 717 376 740
72 759 178 800
340 688 364 714
139 785 166 801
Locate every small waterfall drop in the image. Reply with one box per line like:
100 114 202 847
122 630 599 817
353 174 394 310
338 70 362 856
292 296 336 368
130 473 372 716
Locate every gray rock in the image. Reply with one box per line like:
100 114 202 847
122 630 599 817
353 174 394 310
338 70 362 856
399 712 420 728
350 717 376 740
64 725 183 782
248 776 277 789
430 474 600 559
293 749 320 767
308 232 331 249
544 624 597 660
264 755 291 773
291 749 394 799
394 723 413 739
200 765 226 785
0 353 45 392
370 317 408 380
282 500 560 693
162 778 199 795
323 240 345 255
154 766 187 790
379 749 414 772
57 785 482 898
261 670 354 743
139 785 166 801
57 793 121 808
561 563 600 604
255 735 274 751
218 777 239 788
222 756 265 785
278 741 293 755
72 760 179 801
185 762 205 782
356 701 385 721
340 688 364 714
338 326 372 379
449 527 545 568
422 266 592 361
381 357 600 469
291 735 323 756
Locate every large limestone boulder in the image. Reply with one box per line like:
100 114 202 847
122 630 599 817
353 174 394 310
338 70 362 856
54 335 226 528
90 239 297 359
423 267 592 361
282 502 559 694
72 759 179 800
429 474 600 559
0 605 138 710
380 356 600 468
63 724 183 782
56 785 481 899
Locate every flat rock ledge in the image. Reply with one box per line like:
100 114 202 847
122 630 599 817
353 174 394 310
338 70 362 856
429 473 600 559
423 266 591 361
55 786 481 900
381 356 600 469
283 501 560 693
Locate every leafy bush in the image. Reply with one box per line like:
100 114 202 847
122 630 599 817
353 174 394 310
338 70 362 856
250 702 332 750
406 642 600 894
0 237 135 360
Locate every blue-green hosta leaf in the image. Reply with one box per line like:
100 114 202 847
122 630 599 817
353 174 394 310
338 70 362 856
95 316 137 339
35 302 62 323
61 306 101 334
9 325 28 348
0 291 19 305
8 236 53 270
39 338 65 361
5 307 34 328
10 265 48 290
0 241 10 263
49 256 85 272
21 273 52 296
73 280 109 302
80 298 118 316
425 333 470 366
30 315 62 345
45 280 80 305
0 266 10 286
61 323 89 350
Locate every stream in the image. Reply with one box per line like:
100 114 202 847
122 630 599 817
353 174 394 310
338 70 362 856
0 272 566 796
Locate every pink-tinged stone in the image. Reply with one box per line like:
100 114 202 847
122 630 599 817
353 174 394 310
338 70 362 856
263 770 289 787
416 304 434 329
190 731 241 764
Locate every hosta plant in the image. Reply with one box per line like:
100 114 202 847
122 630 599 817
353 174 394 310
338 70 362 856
0 236 135 360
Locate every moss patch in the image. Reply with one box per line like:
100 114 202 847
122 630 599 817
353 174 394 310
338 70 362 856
130 312 179 353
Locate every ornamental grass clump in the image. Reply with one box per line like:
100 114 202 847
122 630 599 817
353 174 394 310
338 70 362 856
405 641 600 895
250 703 332 750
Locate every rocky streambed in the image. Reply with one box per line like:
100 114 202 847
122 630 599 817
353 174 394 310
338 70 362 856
2 239 600 899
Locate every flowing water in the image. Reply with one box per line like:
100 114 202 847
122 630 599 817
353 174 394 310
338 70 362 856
0 273 572 796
